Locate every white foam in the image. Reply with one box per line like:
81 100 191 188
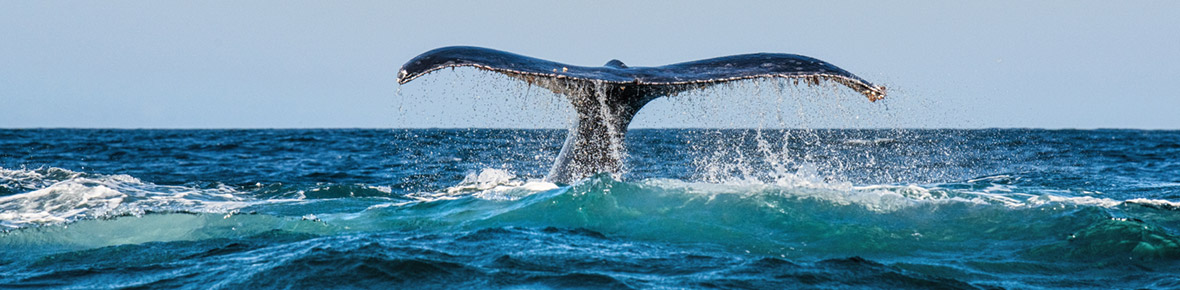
0 167 83 192
1027 194 1123 208
0 178 125 226
398 168 559 204
1125 198 1180 209
446 168 521 194
635 174 1179 214
0 168 249 229
641 178 931 213
472 181 559 201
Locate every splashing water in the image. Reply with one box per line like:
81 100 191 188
3 128 1179 288
2 73 1179 288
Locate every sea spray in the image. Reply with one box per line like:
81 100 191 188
3 129 1180 288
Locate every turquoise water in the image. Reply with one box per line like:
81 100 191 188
1 129 1178 289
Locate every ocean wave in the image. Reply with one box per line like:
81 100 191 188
392 168 557 204
1125 198 1180 210
0 226 985 289
443 168 558 198
0 167 248 229
362 173 1180 261
5 166 1180 265
0 167 84 196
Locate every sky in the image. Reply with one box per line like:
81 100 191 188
1 1 1178 129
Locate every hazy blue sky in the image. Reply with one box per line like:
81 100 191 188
2 1 1177 129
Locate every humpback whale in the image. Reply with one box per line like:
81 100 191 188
397 46 885 183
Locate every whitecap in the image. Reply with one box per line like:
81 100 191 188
0 167 249 229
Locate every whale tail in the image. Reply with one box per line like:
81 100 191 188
397 46 885 183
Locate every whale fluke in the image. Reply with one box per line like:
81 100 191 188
397 46 885 183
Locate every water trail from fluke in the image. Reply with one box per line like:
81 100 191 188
646 78 976 186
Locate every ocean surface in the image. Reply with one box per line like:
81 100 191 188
1 128 1178 289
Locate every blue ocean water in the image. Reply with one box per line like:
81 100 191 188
1 128 1178 289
